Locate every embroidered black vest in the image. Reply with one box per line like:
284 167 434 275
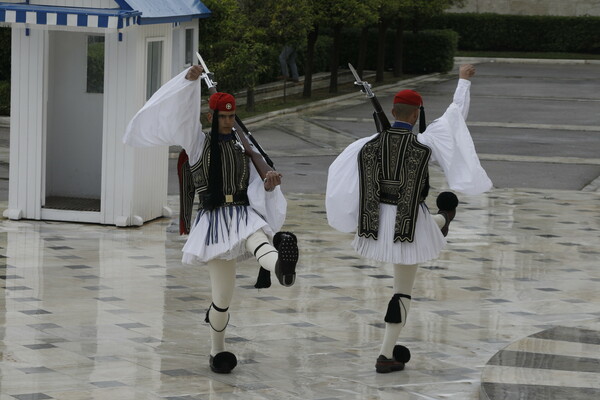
357 128 431 242
191 134 250 209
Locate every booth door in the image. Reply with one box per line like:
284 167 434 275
44 31 104 218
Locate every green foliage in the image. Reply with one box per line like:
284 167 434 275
0 27 9 115
0 80 9 116
339 28 457 73
199 0 314 94
313 0 376 28
402 29 458 73
193 0 463 94
266 0 313 47
396 0 465 32
198 0 268 93
428 13 600 54
0 27 10 82
297 35 333 73
86 37 105 93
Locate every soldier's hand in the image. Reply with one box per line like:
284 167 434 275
459 64 476 80
263 171 282 192
185 65 204 81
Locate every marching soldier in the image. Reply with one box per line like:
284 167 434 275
124 65 298 374
326 64 492 373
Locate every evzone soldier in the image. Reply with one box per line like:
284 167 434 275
326 64 492 373
123 65 298 374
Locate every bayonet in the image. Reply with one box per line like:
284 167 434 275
196 52 216 90
349 63 374 99
348 63 390 133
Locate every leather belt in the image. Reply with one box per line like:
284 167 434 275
199 190 249 208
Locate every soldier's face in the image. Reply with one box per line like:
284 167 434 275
208 110 236 134
217 111 236 134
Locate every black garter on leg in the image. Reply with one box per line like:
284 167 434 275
205 302 230 332
384 293 411 323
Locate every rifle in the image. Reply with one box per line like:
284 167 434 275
348 63 391 133
196 52 275 178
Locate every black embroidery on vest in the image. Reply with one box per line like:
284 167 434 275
190 134 250 209
358 128 431 242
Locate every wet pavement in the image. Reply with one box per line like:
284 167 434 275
0 60 599 399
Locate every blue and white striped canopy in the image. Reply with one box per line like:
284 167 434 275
0 0 211 29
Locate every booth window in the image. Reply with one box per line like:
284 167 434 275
146 40 163 100
185 28 194 66
86 35 105 93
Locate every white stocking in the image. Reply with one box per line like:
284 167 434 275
380 264 418 358
207 259 236 356
432 213 446 229
245 230 278 272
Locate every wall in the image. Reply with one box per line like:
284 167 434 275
101 23 173 225
448 0 600 16
7 27 45 220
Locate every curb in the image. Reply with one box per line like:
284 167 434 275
454 56 600 65
582 176 600 193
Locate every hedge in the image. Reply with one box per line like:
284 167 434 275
428 13 600 54
337 28 458 74
402 30 458 73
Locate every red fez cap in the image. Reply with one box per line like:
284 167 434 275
209 92 236 112
393 89 423 107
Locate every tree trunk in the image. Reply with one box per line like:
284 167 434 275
357 26 369 78
245 87 255 112
302 25 319 98
376 19 390 83
328 25 342 93
393 21 404 78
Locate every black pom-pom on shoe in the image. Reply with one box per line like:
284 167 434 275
393 344 411 363
209 351 237 374
436 191 459 211
436 192 459 237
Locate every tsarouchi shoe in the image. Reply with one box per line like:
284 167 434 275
209 351 237 374
436 191 459 237
273 231 298 287
375 354 405 373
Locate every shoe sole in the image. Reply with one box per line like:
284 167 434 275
375 361 405 373
276 235 298 287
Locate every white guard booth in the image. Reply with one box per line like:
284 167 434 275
0 0 210 226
